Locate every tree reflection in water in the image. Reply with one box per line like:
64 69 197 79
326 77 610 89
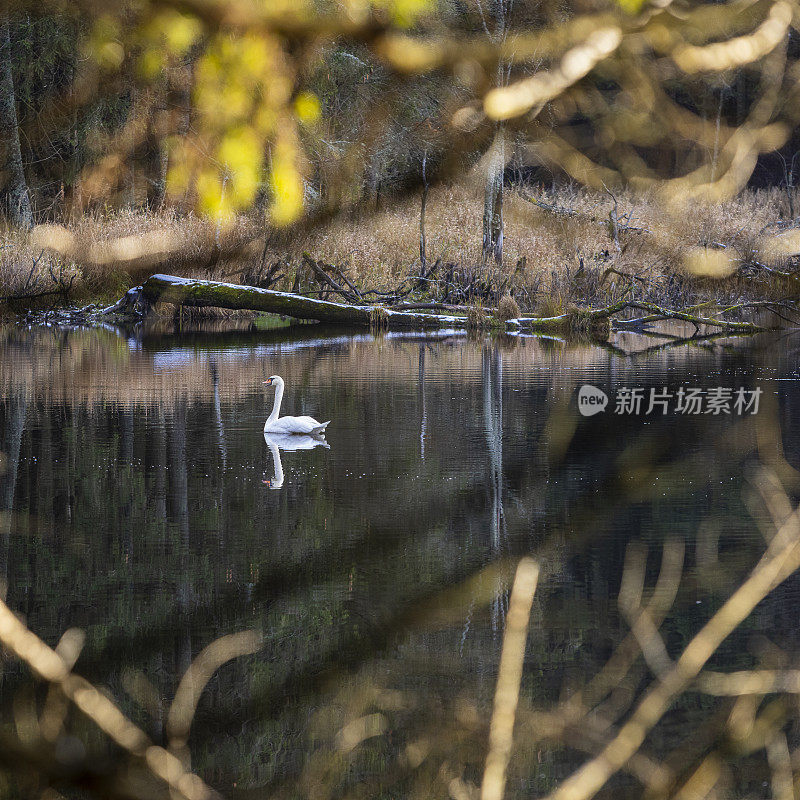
0 324 797 799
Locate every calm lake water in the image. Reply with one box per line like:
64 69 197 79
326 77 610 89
1 322 800 797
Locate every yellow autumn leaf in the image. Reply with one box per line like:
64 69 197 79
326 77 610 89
139 47 163 79
614 0 647 14
197 169 234 223
223 86 252 123
218 128 262 172
218 128 264 207
294 92 321 124
269 158 304 226
377 0 433 27
240 34 271 77
164 13 203 55
98 41 125 69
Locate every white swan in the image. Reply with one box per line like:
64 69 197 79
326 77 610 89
263 432 329 489
263 375 330 435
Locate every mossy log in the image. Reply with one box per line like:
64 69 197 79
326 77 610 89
141 274 469 329
138 275 770 336
140 274 591 334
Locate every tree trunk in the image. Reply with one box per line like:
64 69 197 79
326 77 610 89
482 127 504 265
482 0 507 266
419 151 429 274
0 15 32 229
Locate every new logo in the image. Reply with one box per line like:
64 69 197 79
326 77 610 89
577 385 608 416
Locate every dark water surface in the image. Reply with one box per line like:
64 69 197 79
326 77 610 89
1 323 800 797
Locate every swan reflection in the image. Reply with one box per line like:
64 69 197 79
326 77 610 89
263 432 329 489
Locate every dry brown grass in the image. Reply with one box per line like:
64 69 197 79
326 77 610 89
270 183 798 313
1 183 797 315
0 207 256 307
496 295 521 322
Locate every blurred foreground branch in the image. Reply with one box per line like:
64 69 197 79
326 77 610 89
0 595 260 800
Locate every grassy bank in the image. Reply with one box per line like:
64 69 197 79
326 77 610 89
2 183 799 317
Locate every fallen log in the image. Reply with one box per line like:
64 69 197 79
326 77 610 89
140 274 470 330
135 274 774 337
392 301 495 313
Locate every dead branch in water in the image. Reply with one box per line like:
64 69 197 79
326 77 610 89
593 299 774 333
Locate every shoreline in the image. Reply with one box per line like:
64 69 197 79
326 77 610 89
3 184 800 331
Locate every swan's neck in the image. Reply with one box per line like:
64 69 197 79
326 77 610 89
267 378 284 424
266 438 284 488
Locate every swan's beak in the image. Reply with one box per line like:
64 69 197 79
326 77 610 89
263 378 273 386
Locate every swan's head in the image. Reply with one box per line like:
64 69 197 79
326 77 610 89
263 375 281 387
262 478 282 489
